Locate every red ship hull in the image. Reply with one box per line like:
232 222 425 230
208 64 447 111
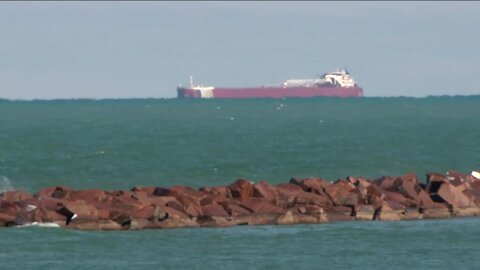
177 86 363 99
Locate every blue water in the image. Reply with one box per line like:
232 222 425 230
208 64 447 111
1 218 479 269
0 96 479 269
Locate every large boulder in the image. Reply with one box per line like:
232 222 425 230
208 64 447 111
199 186 232 198
276 210 298 225
0 190 33 202
289 177 331 195
436 181 473 208
374 173 424 207
218 202 251 217
133 191 177 207
69 189 108 203
201 202 230 217
239 198 285 215
464 187 480 207
130 186 157 195
34 186 71 199
228 179 254 200
153 186 207 217
154 186 206 202
0 200 20 216
324 180 359 206
373 176 396 191
199 194 230 206
0 213 16 226
275 184 332 209
60 200 98 217
252 181 278 202
156 217 200 229
392 173 423 201
131 205 155 219
384 191 417 208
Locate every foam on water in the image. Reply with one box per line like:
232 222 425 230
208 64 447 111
0 176 14 193
16 222 61 228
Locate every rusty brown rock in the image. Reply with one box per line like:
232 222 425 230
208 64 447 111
165 200 186 213
163 206 188 219
383 199 406 211
61 200 98 216
367 194 384 208
252 180 278 201
355 177 371 202
156 217 199 229
67 215 101 230
436 181 473 208
199 194 229 206
208 216 236 227
426 172 450 183
134 193 177 207
98 219 123 230
155 186 206 201
127 218 154 230
159 196 201 218
0 213 17 226
131 205 155 219
391 172 424 202
354 205 376 220
1 170 480 230
289 177 331 194
95 208 110 220
276 210 298 225
239 198 285 215
109 192 144 211
201 202 230 217
324 180 358 206
464 187 480 207
234 213 279 226
0 200 20 216
32 198 65 211
373 176 396 190
130 186 157 195
199 186 232 198
35 186 71 199
34 207 68 223
69 189 108 203
0 190 33 202
183 202 203 217
384 191 417 208
228 179 254 200
275 184 332 209
366 184 385 198
219 202 251 217
154 186 206 218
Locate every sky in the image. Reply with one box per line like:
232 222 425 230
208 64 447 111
1 1 479 99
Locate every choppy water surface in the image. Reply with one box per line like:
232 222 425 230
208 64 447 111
1 218 479 270
0 96 479 269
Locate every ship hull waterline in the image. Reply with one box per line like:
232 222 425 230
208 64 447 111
177 86 364 99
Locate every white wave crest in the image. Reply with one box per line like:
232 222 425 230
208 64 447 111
0 176 14 193
16 222 61 228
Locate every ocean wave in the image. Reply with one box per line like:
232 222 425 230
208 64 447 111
0 176 14 193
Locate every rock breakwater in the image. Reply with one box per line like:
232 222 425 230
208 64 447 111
1 170 480 230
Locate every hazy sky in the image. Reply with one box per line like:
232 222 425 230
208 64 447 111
1 1 479 99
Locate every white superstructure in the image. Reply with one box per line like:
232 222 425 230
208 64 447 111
187 76 215 98
282 69 357 88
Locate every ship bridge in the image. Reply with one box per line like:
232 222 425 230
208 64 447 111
282 69 357 88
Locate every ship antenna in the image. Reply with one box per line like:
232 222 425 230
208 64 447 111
189 75 193 88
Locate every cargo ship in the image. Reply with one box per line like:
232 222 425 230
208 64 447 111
177 69 363 99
